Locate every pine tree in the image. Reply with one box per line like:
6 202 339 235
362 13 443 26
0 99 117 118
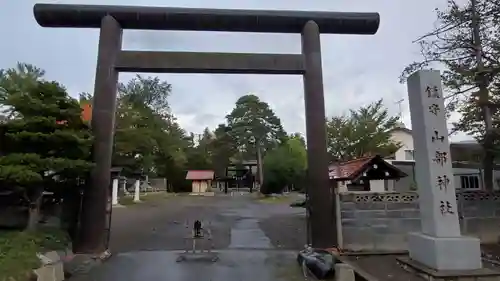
0 81 93 230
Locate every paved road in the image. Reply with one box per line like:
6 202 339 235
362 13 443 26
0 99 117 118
76 193 308 281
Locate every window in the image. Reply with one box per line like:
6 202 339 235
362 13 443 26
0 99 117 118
460 176 480 190
404 150 415 160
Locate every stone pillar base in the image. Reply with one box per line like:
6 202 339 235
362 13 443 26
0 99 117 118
408 232 482 271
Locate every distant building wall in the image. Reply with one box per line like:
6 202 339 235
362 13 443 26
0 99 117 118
390 129 414 161
385 161 500 191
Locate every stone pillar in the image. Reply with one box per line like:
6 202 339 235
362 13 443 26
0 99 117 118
122 178 129 195
301 20 336 248
406 70 481 270
77 15 122 254
133 179 141 202
111 178 119 205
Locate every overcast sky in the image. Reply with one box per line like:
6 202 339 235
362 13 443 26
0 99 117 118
1 0 472 141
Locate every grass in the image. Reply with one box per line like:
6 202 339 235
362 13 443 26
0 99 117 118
0 227 70 281
119 191 175 206
119 196 135 205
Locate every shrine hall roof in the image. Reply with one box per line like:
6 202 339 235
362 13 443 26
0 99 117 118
329 155 407 181
186 170 215 180
329 156 373 179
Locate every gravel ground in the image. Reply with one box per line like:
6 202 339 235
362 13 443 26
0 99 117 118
259 214 307 250
343 255 422 281
108 193 306 253
106 193 500 280
482 244 500 262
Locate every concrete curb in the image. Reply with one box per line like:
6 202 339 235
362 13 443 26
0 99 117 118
335 263 356 281
336 255 380 281
33 249 114 280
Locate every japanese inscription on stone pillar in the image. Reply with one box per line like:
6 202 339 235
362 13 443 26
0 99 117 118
407 70 461 237
426 84 455 216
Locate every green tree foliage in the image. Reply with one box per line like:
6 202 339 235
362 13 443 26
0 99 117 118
0 64 318 199
185 128 214 170
153 119 193 192
114 74 174 175
288 132 306 147
226 94 287 160
326 99 401 161
113 97 161 175
210 124 238 177
0 81 93 230
400 0 500 189
118 74 172 115
197 128 215 161
262 138 307 194
112 75 193 191
0 63 45 118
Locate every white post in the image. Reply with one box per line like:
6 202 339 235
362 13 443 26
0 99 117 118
133 179 141 202
407 70 481 270
112 178 119 205
122 178 128 195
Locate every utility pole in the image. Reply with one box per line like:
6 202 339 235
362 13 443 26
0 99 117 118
471 0 494 191
395 98 404 120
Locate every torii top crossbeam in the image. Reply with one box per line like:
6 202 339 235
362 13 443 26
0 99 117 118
33 3 380 34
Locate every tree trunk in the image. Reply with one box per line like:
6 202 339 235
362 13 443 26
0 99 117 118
256 142 264 187
26 195 42 231
483 151 495 191
471 0 495 191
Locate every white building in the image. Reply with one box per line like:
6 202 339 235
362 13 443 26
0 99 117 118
389 126 415 162
330 124 500 192
387 125 500 191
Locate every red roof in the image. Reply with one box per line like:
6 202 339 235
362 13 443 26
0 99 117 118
56 103 92 124
328 156 374 180
328 155 407 181
186 170 214 180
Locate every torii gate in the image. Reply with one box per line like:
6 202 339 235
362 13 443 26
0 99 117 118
33 3 380 253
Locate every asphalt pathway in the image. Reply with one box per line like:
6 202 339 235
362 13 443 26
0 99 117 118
74 193 308 281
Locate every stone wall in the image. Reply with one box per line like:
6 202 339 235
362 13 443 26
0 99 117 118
149 178 167 191
391 162 416 192
339 191 500 252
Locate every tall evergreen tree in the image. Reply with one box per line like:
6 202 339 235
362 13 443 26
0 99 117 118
226 94 287 160
0 81 93 230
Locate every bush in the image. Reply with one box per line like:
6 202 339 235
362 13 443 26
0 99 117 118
0 227 70 281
